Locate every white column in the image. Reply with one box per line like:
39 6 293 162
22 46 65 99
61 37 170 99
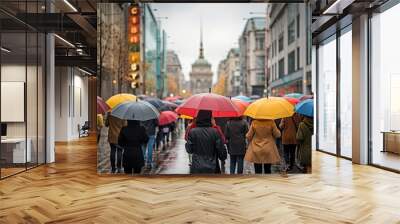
46 32 55 163
352 14 369 164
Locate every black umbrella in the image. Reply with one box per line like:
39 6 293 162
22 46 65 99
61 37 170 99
143 97 165 110
157 101 178 111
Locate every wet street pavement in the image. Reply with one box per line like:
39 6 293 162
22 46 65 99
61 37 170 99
154 132 190 174
98 122 296 175
149 127 258 175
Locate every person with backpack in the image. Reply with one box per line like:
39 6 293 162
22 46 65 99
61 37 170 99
279 114 301 172
296 116 313 173
105 112 127 173
141 119 158 169
185 110 227 174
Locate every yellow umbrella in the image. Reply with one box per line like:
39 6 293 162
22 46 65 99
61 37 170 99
106 94 137 109
179 114 193 120
244 97 294 120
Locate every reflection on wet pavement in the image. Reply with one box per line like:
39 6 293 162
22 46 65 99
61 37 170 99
147 128 258 175
99 122 295 175
155 133 190 174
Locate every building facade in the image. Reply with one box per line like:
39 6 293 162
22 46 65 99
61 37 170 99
144 4 167 98
239 17 266 96
190 28 213 94
98 3 130 99
166 50 184 96
267 3 312 96
216 48 240 96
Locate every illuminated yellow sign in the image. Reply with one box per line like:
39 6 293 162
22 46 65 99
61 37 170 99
128 5 141 89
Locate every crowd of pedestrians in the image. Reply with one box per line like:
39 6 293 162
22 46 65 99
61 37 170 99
99 109 313 175
102 111 177 174
184 109 313 174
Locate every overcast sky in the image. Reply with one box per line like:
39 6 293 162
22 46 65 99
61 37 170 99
151 3 268 83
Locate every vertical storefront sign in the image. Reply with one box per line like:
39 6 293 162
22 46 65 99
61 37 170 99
129 5 141 90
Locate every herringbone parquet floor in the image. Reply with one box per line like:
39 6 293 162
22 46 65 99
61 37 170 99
1 136 400 224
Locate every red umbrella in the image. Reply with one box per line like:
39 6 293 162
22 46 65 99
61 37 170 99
176 93 241 118
283 96 300 105
164 96 182 102
97 96 110 114
158 111 178 126
231 99 250 115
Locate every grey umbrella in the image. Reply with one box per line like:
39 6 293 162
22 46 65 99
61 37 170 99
111 100 160 121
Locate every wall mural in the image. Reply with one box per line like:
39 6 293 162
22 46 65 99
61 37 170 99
97 2 313 175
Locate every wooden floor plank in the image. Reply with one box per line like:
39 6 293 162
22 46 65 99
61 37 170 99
0 136 400 223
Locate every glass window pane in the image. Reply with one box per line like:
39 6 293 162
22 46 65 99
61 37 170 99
1 30 28 177
27 31 38 169
288 51 295 73
278 58 285 78
279 33 284 52
340 29 352 158
288 20 295 44
371 4 400 171
38 33 46 165
317 37 337 154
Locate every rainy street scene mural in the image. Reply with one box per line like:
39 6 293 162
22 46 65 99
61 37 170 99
97 2 313 175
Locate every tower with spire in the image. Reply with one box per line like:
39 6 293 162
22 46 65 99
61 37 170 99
190 21 213 94
199 20 204 59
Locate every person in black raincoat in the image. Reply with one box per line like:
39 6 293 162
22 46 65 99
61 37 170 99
225 116 249 174
118 120 149 174
185 110 227 174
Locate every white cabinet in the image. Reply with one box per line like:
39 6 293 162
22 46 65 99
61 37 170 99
1 138 32 163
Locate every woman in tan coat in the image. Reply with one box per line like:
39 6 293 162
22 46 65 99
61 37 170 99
245 119 281 174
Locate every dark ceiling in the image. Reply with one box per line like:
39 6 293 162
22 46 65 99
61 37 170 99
0 0 97 74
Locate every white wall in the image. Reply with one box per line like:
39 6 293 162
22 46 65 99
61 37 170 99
1 64 46 164
54 67 89 141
